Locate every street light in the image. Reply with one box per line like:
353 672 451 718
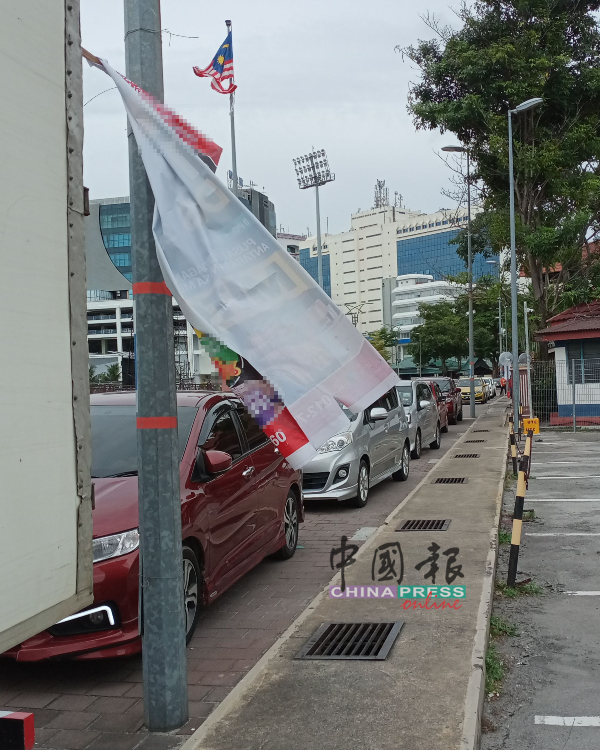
508 97 543 431
442 144 475 417
293 148 335 289
487 259 503 376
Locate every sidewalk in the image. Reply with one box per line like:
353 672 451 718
0 408 477 750
483 432 600 750
183 402 508 750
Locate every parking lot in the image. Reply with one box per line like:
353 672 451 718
1 403 491 750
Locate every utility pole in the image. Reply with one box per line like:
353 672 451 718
124 0 188 731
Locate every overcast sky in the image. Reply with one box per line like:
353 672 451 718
81 0 466 236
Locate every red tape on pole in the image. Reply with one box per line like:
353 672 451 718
132 281 171 295
137 416 178 429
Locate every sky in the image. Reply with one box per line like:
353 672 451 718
81 0 466 237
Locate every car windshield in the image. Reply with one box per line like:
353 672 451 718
339 403 358 422
91 405 199 478
436 380 451 393
458 378 483 387
396 386 413 406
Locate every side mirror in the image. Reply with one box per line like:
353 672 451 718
370 407 388 422
419 399 431 410
204 449 233 474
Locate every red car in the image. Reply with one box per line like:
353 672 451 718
4 392 303 661
429 377 463 426
415 379 450 433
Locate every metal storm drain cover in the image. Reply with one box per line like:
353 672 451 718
433 477 468 484
296 621 403 660
454 453 480 459
465 439 486 443
397 519 451 532
473 429 490 433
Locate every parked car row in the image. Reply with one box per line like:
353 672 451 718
5 375 473 662
457 376 497 404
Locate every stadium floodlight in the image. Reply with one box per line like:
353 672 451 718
292 148 335 290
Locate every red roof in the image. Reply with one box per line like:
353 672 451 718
537 301 600 341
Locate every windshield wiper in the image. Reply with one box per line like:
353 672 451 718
105 470 138 477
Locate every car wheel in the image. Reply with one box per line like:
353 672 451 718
392 441 410 481
457 406 463 422
449 411 458 426
182 546 202 644
273 490 299 560
429 423 441 450
410 430 422 459
349 460 370 508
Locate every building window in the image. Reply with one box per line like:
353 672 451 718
436 221 441 226
100 212 130 229
104 233 131 249
442 220 449 225
409 227 414 232
109 252 131 267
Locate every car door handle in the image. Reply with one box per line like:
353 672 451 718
242 467 255 478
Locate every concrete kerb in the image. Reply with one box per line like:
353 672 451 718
182 407 508 750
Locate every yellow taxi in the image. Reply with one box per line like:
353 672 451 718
456 377 487 403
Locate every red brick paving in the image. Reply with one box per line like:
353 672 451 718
0 421 471 748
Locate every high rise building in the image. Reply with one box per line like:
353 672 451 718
239 187 277 238
298 202 493 333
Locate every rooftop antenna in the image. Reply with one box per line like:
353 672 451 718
374 179 389 209
394 191 403 209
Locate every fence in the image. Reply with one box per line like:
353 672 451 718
530 357 600 429
90 380 222 394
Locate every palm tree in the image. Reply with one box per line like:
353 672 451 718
89 365 100 384
103 363 121 382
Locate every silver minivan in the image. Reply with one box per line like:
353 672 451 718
301 388 411 508
395 380 441 460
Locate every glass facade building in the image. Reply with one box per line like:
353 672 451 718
299 247 331 296
99 203 132 282
397 228 498 281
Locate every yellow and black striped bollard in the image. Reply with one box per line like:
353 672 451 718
507 454 527 587
509 417 518 476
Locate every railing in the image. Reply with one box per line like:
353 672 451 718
90 381 222 393
530 358 600 429
88 329 117 335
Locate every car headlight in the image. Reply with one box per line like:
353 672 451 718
317 432 352 454
93 529 140 563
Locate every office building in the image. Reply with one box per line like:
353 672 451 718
299 200 491 333
239 187 277 238
277 232 306 261
86 198 214 382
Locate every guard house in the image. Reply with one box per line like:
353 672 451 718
536 301 600 425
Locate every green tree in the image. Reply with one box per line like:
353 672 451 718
368 325 398 363
403 0 600 348
101 363 121 383
89 365 100 384
407 301 468 373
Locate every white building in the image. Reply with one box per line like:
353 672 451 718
391 274 465 359
300 204 476 334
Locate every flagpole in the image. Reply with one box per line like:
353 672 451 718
226 19 238 197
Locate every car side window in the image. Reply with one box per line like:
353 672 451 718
236 407 269 452
421 384 432 401
201 410 243 462
386 389 399 410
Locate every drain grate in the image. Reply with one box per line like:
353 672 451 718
454 453 480 459
433 477 468 484
473 429 490 433
397 519 451 532
295 621 403 660
464 439 486 443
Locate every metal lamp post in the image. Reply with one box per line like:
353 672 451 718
487 259 503 378
293 149 335 289
442 145 475 417
508 97 543 429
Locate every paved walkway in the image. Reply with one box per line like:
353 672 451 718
1 409 481 750
483 431 600 750
182 402 508 750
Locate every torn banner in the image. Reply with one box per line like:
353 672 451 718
95 59 399 467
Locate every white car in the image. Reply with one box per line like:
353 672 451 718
482 376 495 400
395 381 441 459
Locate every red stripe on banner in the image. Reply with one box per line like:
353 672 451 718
137 417 178 429
132 281 171 296
262 408 310 457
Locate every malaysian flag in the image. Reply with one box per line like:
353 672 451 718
193 31 237 94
